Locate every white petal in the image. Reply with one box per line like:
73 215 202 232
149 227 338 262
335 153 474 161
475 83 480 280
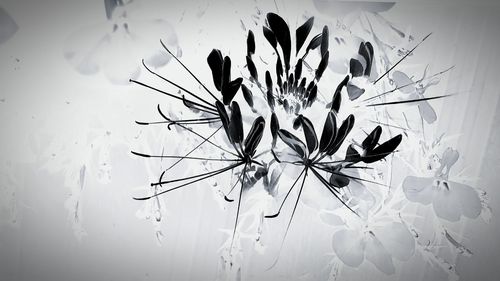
332 229 365 267
374 222 415 261
365 232 395 274
402 176 434 204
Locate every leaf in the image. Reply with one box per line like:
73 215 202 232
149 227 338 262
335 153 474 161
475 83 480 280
346 83 365 101
294 59 303 83
327 114 355 155
222 77 242 105
359 42 374 76
300 115 318 154
315 51 329 80
270 112 279 148
215 101 232 142
247 30 255 56
278 129 307 159
296 16 314 55
267 13 291 72
229 101 244 144
330 172 350 188
246 55 258 81
263 26 277 49
363 134 402 163
319 111 337 152
362 126 382 151
350 58 363 77
244 116 265 156
331 76 348 113
241 84 254 108
207 49 223 91
222 56 231 88
320 25 329 57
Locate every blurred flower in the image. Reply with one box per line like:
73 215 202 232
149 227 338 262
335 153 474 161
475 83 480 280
0 6 17 45
63 0 178 84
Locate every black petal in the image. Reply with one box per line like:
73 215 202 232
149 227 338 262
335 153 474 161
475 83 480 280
278 129 307 159
229 101 244 144
247 30 255 56
320 25 329 57
296 16 314 55
246 55 258 82
349 58 363 77
362 125 382 151
294 59 303 83
330 172 350 188
215 101 232 142
331 75 348 113
244 116 265 156
207 49 223 91
363 134 402 163
222 56 231 87
359 42 374 76
327 114 355 155
263 26 277 49
222 77 242 105
315 51 329 80
319 111 337 152
267 13 291 72
306 33 322 54
300 115 318 154
270 112 279 148
241 84 254 108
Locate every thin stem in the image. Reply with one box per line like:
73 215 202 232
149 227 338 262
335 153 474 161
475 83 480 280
135 162 244 200
366 94 453 107
374 32 432 84
142 59 217 109
265 168 306 218
131 151 239 162
160 40 219 101
229 163 248 252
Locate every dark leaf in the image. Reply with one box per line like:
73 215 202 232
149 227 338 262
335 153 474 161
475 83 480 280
241 84 254 108
300 115 318 154
278 129 307 159
359 42 374 76
244 116 265 156
267 13 291 72
346 83 365 101
207 49 223 91
294 59 303 82
247 30 255 56
222 77 242 105
229 101 244 143
345 144 361 162
270 112 279 148
330 172 350 188
246 55 258 81
222 56 231 87
331 75 349 113
349 58 363 77
319 111 337 152
363 134 402 163
327 114 355 155
315 51 329 80
296 16 314 55
362 125 382 151
320 25 329 57
263 26 277 49
215 101 232 142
